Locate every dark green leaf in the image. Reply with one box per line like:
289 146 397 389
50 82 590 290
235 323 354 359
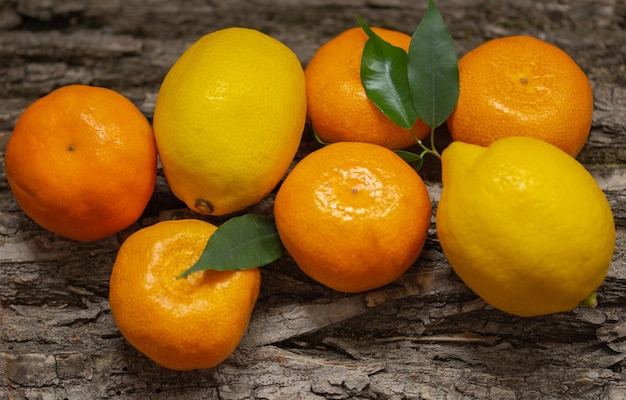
358 16 419 129
395 150 424 171
310 124 330 145
407 0 459 128
178 214 283 278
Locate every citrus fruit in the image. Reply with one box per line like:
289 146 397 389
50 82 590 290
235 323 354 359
305 26 430 150
4 84 157 242
274 141 432 293
436 136 615 317
152 27 307 216
108 219 261 371
446 35 593 157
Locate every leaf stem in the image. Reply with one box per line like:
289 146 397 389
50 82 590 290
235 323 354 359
429 126 442 159
411 127 441 160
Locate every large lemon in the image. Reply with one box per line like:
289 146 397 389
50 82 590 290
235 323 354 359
153 27 307 215
436 137 615 317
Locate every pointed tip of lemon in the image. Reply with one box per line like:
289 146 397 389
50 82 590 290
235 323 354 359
440 140 486 185
581 291 598 309
194 198 215 214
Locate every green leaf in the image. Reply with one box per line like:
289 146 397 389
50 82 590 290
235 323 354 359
310 124 330 145
395 150 424 171
178 214 283 278
358 16 419 129
407 0 459 128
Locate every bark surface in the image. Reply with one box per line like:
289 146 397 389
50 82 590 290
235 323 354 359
1 0 626 399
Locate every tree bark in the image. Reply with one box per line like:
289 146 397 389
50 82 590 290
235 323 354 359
1 0 626 399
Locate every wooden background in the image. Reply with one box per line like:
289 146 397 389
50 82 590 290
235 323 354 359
1 0 626 399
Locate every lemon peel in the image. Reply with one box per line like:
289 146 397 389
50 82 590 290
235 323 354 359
153 27 307 216
436 137 615 317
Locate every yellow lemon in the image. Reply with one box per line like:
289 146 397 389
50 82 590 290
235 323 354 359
436 137 615 317
153 27 307 215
